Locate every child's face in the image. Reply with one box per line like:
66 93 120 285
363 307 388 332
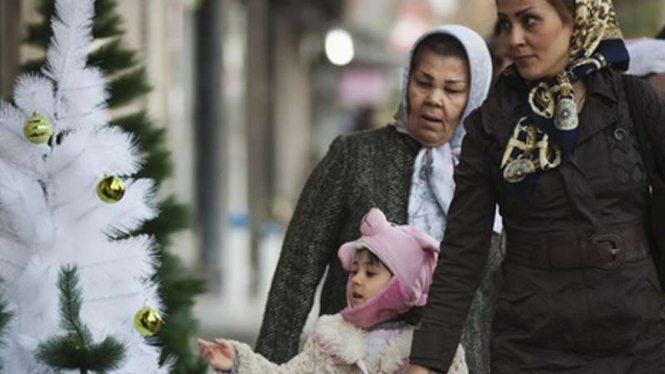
346 250 392 308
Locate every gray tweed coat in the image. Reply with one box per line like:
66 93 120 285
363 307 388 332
255 125 503 374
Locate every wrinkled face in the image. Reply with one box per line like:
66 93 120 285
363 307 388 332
407 51 470 148
496 0 574 80
346 250 392 308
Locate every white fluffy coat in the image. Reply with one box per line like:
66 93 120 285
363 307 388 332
231 314 467 374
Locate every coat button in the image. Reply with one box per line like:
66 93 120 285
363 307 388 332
614 128 627 140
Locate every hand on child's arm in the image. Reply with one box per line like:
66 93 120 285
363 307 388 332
197 338 237 371
406 364 432 374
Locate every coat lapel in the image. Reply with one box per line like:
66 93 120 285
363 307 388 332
572 70 621 147
572 95 619 147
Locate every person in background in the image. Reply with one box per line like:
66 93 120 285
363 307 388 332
489 19 513 75
255 25 501 374
626 27 665 96
407 0 665 373
656 25 665 40
199 208 467 374
347 106 378 133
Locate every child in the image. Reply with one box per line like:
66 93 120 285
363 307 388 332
198 208 468 374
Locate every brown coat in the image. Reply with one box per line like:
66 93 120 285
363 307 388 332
410 68 665 374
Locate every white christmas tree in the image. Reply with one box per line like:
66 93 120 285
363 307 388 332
0 0 168 372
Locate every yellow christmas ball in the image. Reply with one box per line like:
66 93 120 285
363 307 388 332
134 307 164 336
23 113 53 144
96 176 126 204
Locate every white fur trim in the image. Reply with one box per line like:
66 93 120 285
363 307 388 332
378 326 413 373
311 314 366 364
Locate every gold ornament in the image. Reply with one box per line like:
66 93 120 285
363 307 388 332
134 307 164 336
23 113 53 144
503 158 536 184
96 176 126 203
554 97 579 131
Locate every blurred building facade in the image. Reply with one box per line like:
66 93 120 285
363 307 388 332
2 0 665 345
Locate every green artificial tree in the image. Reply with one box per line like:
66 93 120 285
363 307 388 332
0 298 11 371
37 267 126 374
22 1 207 373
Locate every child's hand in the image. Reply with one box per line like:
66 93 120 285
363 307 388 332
197 338 236 371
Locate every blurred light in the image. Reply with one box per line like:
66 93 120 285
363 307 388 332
338 69 388 108
429 0 458 17
325 29 354 66
390 13 429 54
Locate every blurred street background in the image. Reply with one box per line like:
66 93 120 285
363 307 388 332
2 0 665 353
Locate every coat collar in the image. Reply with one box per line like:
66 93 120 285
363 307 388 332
390 125 422 154
573 68 621 146
311 314 414 374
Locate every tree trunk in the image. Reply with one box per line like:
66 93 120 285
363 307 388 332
246 0 274 294
0 0 21 99
195 0 225 287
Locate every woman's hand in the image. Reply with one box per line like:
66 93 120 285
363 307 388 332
197 337 236 371
406 364 432 374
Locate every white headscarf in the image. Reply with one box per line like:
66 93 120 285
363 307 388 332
393 25 501 242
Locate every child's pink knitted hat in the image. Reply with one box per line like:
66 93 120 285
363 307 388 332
338 208 440 327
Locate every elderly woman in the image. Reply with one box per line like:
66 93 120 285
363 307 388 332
407 0 665 374
255 26 499 374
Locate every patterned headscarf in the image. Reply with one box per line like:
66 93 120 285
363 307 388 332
501 0 629 184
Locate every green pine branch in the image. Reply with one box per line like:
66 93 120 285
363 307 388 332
36 266 126 374
21 1 207 372
24 0 123 50
88 39 138 76
110 112 174 185
0 298 13 371
108 68 152 109
56 266 91 342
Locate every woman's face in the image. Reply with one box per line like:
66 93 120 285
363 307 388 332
496 0 573 80
407 50 470 148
